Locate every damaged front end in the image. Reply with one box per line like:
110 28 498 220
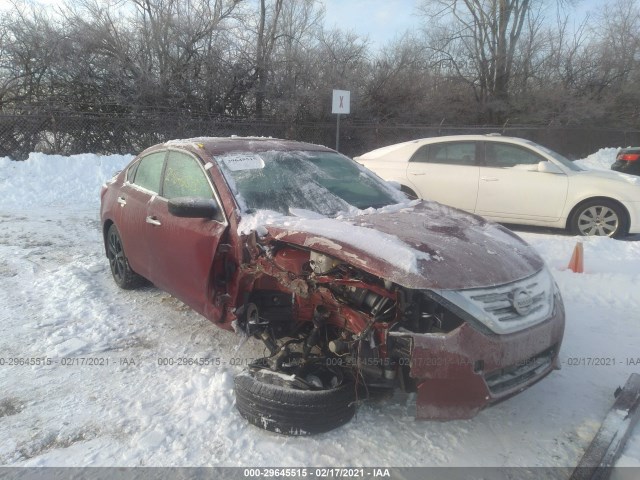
231 231 565 421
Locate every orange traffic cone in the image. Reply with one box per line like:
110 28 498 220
567 241 584 273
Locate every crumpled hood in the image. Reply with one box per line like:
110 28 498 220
253 201 544 290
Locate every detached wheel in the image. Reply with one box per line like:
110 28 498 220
234 362 357 436
106 224 145 289
570 199 628 238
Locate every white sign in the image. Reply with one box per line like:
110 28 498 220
221 153 265 171
332 90 350 114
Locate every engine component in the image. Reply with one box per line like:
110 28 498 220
236 302 265 335
272 248 310 276
309 252 342 274
260 331 278 355
329 339 350 355
304 305 331 357
337 285 391 318
313 304 331 327
383 363 396 380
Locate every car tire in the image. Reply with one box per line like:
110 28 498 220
234 366 357 436
106 224 145 289
569 199 628 238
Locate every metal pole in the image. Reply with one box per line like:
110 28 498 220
336 114 340 152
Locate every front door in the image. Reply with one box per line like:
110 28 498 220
476 142 568 221
146 150 228 317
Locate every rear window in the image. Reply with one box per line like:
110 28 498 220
410 142 477 166
133 152 166 193
126 161 139 183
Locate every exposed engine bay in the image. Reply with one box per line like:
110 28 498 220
235 239 464 394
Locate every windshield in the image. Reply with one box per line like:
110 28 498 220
523 140 583 171
215 150 401 216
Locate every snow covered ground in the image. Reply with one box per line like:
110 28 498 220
0 148 639 472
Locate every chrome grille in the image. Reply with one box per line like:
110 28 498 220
470 281 547 322
433 268 556 334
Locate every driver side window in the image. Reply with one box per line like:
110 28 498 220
484 143 543 168
163 151 213 200
162 151 224 222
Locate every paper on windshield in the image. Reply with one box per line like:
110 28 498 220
221 153 265 171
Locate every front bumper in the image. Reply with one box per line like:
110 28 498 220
625 201 640 234
402 294 565 420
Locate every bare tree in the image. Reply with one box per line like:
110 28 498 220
363 36 433 122
0 2 64 109
253 0 283 117
419 0 543 121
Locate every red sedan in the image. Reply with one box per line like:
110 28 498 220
100 137 565 435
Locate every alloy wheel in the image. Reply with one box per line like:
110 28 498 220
107 229 126 283
577 205 619 236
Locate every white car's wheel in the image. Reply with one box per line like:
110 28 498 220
570 200 628 238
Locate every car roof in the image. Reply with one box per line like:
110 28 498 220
157 136 334 157
357 134 534 160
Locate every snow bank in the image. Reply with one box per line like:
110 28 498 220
0 153 133 209
575 147 619 171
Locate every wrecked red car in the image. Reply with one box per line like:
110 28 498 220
100 137 565 435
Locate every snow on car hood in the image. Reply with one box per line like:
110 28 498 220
577 168 640 186
238 201 544 290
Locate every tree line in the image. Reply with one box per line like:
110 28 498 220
1 0 639 129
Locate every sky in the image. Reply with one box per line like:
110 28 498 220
320 0 421 51
1 0 610 52
320 0 605 51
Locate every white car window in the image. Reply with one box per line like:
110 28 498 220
484 143 543 168
524 140 583 171
411 142 477 166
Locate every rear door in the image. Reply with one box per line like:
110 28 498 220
146 150 228 317
476 142 568 221
117 150 167 279
405 141 480 213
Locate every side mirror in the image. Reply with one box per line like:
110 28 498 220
168 197 219 218
537 161 563 174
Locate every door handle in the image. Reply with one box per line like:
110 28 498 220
145 216 161 226
117 196 127 206
410 172 426 176
481 177 499 182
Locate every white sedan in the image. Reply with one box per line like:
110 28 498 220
355 135 640 238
